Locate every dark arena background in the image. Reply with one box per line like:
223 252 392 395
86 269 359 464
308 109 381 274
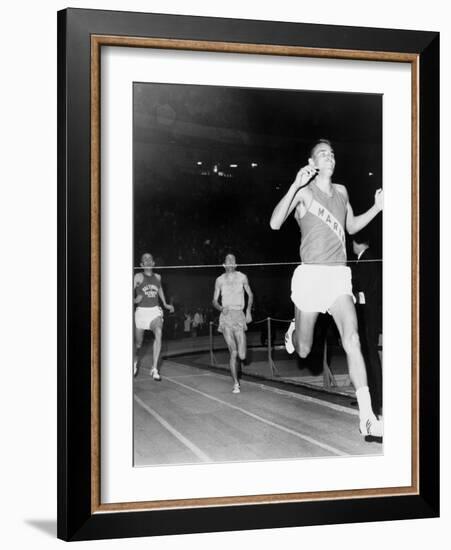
132 82 383 466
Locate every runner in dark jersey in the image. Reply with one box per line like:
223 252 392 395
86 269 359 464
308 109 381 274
134 253 174 380
270 139 384 438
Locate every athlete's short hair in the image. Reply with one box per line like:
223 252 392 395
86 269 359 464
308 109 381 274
140 252 154 263
310 139 333 158
224 253 236 263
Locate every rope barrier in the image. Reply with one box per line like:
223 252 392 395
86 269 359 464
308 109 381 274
251 318 267 325
209 316 291 326
251 317 291 325
207 314 361 391
133 258 382 270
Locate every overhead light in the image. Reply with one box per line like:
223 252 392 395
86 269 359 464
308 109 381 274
368 171 374 176
251 163 258 168
230 164 238 168
197 161 203 166
213 165 218 173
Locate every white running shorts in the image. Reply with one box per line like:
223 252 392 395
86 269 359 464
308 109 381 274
135 306 163 330
291 264 354 313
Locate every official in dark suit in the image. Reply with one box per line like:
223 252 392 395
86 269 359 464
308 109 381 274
352 234 383 416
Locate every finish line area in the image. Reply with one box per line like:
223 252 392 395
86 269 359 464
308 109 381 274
133 332 382 467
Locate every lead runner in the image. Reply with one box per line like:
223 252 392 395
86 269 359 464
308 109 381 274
270 139 383 437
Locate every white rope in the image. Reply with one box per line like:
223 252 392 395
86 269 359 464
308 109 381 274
134 258 382 270
251 318 268 325
210 317 292 326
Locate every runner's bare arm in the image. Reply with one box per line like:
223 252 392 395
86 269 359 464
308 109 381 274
157 275 174 312
337 185 383 235
133 272 144 288
243 275 253 323
212 279 224 312
133 273 144 304
270 165 316 229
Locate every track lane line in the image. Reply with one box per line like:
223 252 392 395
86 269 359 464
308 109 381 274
166 360 358 416
134 395 212 462
256 384 358 416
164 376 347 456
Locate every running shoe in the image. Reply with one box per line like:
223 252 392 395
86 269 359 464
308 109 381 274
284 320 296 354
360 416 383 437
150 368 161 381
232 383 240 394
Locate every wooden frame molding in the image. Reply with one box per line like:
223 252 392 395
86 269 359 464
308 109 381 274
90 34 420 515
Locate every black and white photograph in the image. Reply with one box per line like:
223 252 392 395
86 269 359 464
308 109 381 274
0 0 438 545
132 82 384 467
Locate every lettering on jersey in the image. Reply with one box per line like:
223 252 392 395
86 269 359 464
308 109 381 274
142 284 159 298
308 198 346 252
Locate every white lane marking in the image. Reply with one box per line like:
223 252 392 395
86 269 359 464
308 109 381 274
164 377 347 456
135 372 212 381
166 360 358 416
256 384 358 416
162 373 213 379
134 395 212 462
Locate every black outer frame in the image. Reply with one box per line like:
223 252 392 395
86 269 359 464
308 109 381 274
57 8 439 542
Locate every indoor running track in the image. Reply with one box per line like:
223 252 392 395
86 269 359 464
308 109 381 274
133 360 382 466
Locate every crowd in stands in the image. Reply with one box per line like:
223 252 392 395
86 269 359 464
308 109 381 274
134 188 284 266
163 305 217 340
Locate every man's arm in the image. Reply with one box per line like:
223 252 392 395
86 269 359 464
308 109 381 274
133 272 143 288
157 275 174 312
133 273 144 305
338 185 383 235
243 275 254 323
212 278 224 312
269 165 315 230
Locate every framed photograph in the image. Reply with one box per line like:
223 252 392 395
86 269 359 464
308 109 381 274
57 8 439 541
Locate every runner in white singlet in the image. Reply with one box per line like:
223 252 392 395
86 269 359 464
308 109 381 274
270 139 384 438
212 254 254 394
